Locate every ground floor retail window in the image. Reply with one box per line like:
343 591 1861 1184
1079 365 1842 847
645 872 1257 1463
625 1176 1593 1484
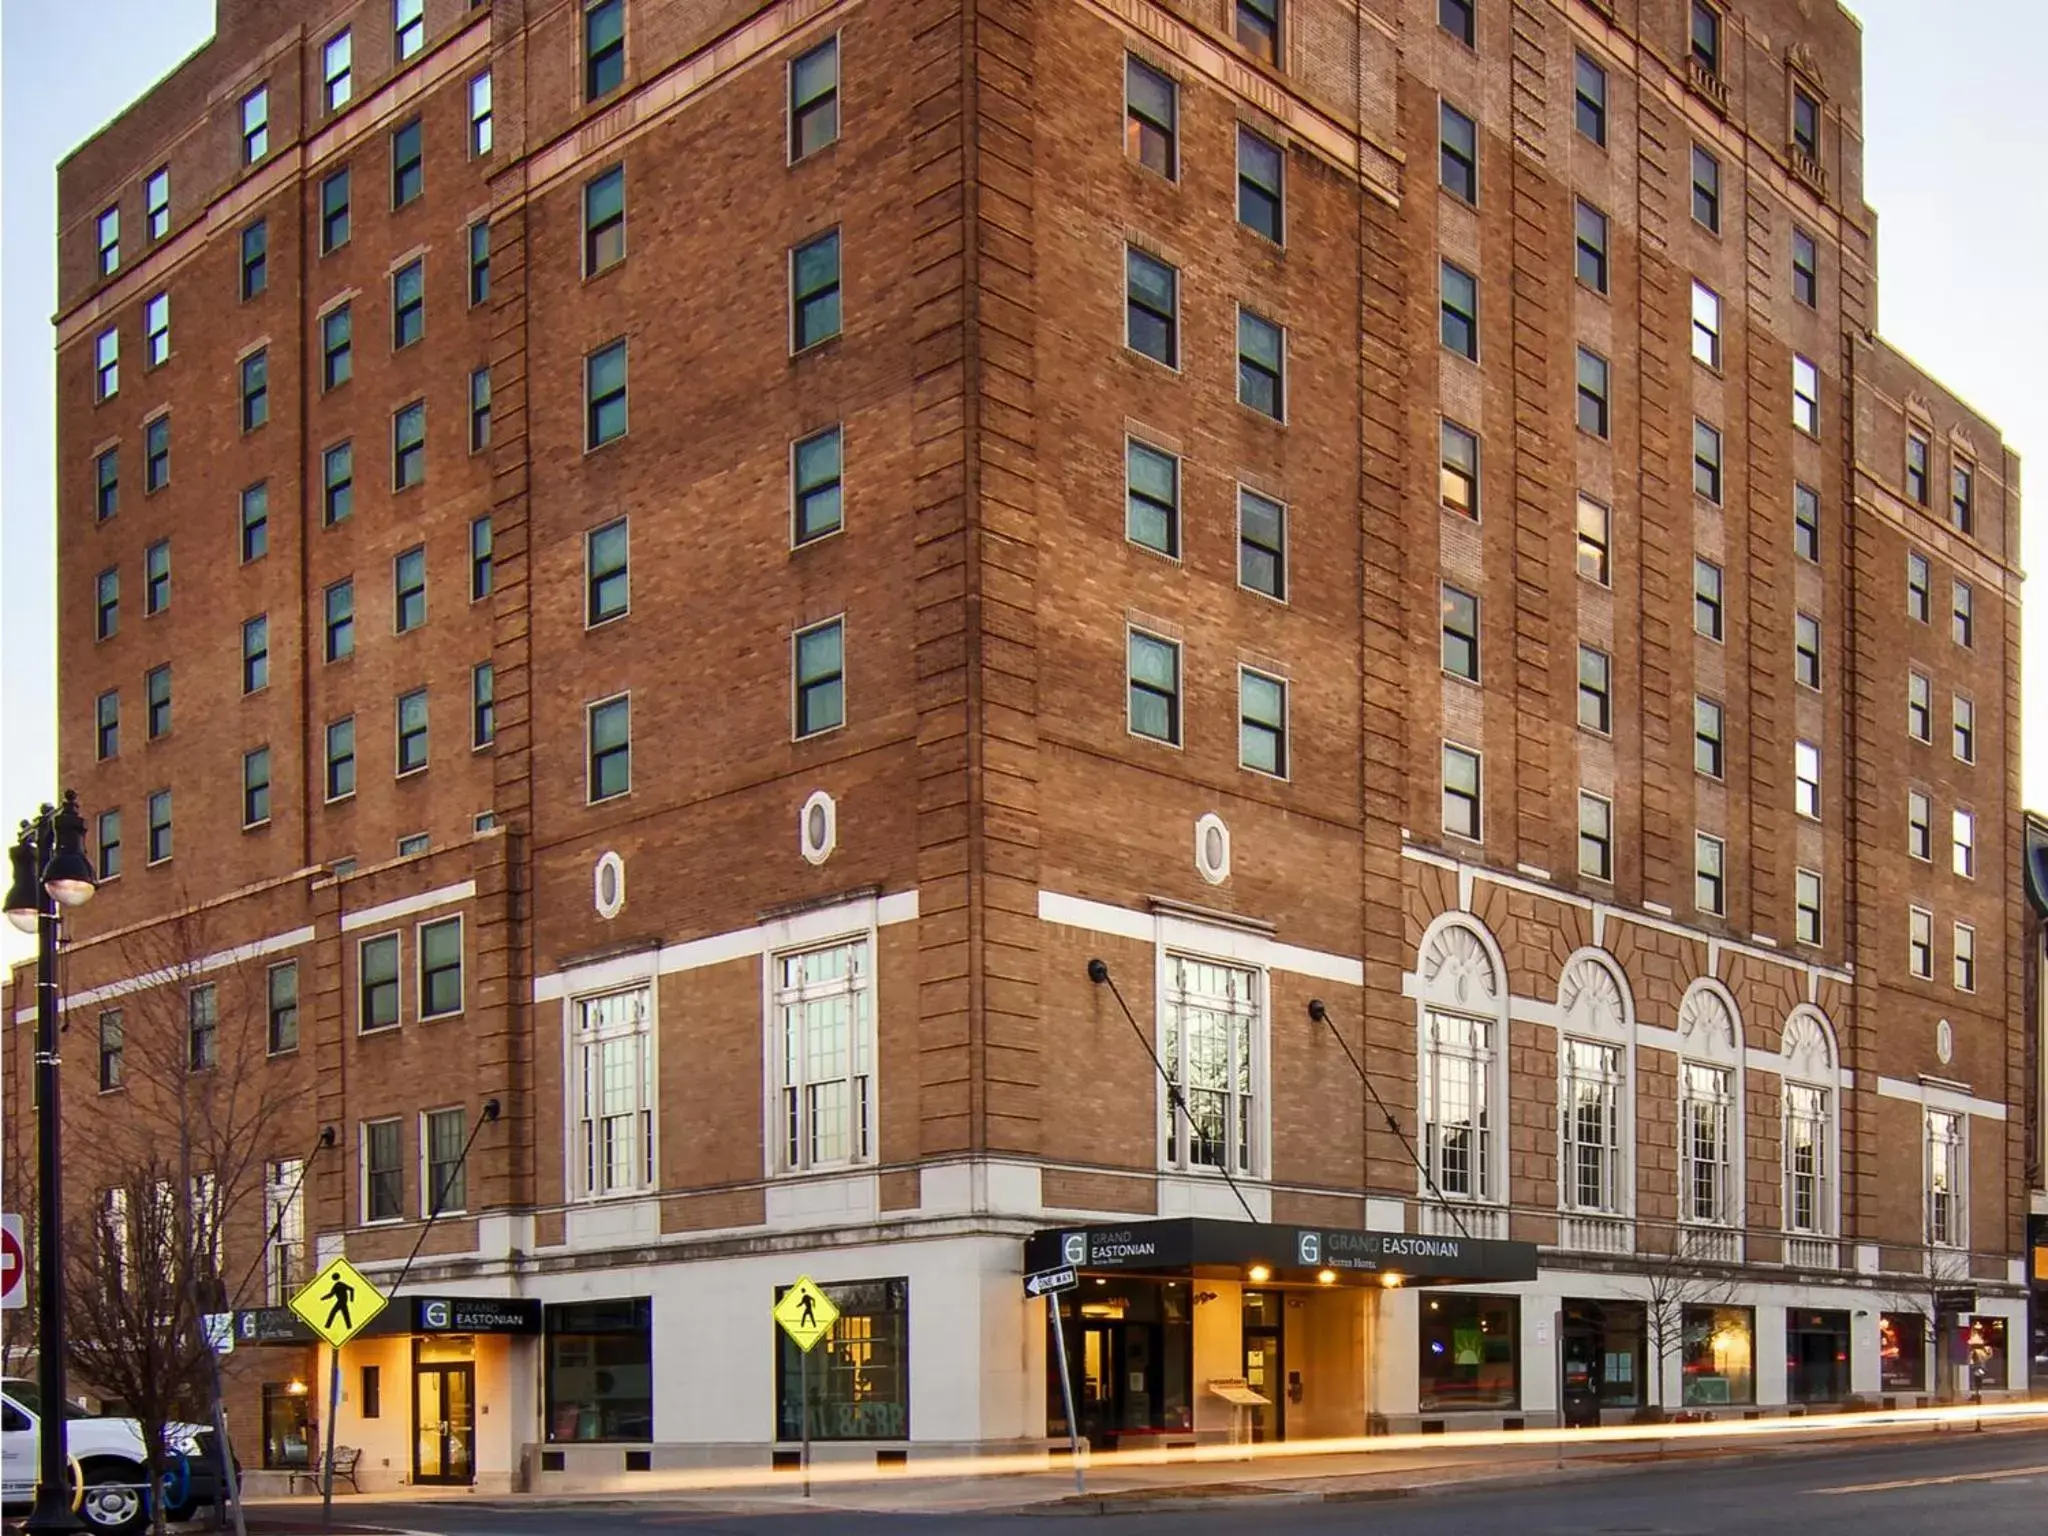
545 1296 653 1442
1047 1277 1194 1446
775 1277 909 1441
1967 1316 2007 1392
261 1382 310 1469
1785 1309 1850 1403
1681 1305 1754 1406
1560 1298 1644 1408
1880 1311 1926 1392
1419 1292 1519 1411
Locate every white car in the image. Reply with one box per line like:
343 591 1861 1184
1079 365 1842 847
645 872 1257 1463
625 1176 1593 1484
0 1377 226 1533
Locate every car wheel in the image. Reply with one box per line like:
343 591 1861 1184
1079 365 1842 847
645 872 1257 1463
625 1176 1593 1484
75 1460 147 1535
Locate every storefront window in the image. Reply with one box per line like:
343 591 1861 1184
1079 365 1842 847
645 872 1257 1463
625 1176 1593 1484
1681 1304 1754 1405
1561 1298 1644 1408
1419 1293 1519 1411
1967 1315 2007 1393
775 1278 909 1441
1785 1309 1850 1403
1880 1311 1926 1392
545 1297 652 1442
1046 1277 1194 1446
261 1381 310 1469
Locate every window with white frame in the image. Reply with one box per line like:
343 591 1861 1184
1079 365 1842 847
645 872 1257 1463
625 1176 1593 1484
1559 1038 1623 1212
572 986 654 1198
1954 922 1976 992
1161 955 1260 1176
1952 807 1975 877
1909 906 1934 978
423 1106 468 1216
263 1158 304 1305
1783 1081 1830 1233
1681 1062 1733 1224
1795 740 1821 819
773 938 874 1171
1926 1108 1964 1249
1422 1010 1493 1201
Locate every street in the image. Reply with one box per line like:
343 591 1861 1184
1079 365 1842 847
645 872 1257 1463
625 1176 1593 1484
314 1428 2048 1535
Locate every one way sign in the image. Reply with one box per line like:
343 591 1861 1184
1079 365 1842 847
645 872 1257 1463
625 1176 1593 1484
1024 1265 1078 1298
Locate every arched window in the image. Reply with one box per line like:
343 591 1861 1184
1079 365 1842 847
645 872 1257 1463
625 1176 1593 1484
1780 1006 1838 1241
1557 952 1632 1217
1677 982 1743 1233
1414 916 1507 1214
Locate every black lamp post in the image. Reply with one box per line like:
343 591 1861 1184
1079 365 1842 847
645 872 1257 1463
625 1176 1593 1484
7 790 99 1534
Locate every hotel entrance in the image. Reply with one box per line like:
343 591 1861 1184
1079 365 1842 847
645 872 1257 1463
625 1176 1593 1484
412 1337 476 1485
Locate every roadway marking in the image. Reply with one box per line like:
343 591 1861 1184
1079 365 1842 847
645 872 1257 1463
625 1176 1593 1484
1813 1463 2048 1495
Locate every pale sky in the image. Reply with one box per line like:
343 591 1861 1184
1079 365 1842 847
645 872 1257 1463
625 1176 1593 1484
1 1 2042 973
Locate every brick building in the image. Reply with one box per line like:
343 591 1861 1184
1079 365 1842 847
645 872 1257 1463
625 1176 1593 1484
11 0 2032 1492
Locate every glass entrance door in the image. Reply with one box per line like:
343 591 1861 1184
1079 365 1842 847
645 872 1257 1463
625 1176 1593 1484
1242 1290 1284 1441
414 1363 475 1484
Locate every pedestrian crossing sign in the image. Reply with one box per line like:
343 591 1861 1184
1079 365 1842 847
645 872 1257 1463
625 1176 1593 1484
773 1275 839 1353
289 1256 389 1349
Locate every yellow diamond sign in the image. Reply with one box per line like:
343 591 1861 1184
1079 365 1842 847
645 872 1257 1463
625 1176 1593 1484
773 1275 839 1353
289 1257 389 1349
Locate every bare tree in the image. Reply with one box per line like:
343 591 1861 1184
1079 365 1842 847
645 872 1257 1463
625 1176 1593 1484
1877 1247 1977 1403
1635 1222 1740 1416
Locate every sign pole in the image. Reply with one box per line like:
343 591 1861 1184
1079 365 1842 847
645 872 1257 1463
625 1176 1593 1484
321 1345 340 1530
1047 1292 1083 1495
799 1344 811 1500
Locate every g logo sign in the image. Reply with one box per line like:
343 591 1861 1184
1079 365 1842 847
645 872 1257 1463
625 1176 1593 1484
1297 1231 1321 1266
422 1300 452 1330
1062 1232 1087 1266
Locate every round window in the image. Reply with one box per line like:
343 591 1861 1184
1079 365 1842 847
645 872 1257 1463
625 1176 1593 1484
593 851 626 921
799 790 837 866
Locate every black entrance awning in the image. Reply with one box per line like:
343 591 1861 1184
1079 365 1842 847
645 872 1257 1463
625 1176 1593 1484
1024 1218 1539 1289
230 1295 542 1347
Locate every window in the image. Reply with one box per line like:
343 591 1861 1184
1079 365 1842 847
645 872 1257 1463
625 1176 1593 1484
1577 645 1611 734
1423 1010 1492 1199
1927 1110 1963 1248
586 341 628 447
1902 431 1932 505
584 166 625 273
1690 1 1721 74
791 230 842 350
1235 0 1280 61
1125 439 1179 557
1792 85 1820 157
420 917 463 1019
1954 923 1976 992
322 304 352 390
147 790 172 863
1794 483 1820 562
794 619 846 737
392 260 425 348
325 716 356 799
94 328 118 401
324 442 354 525
1693 419 1722 502
588 695 631 800
325 579 356 660
1908 789 1933 861
1155 954 1264 1175
1792 355 1819 435
1690 281 1720 368
1795 868 1822 945
1239 670 1287 777
1440 419 1479 517
424 1108 467 1215
396 688 429 774
470 368 491 452
1951 462 1975 534
1692 145 1720 233
1575 494 1610 585
790 37 839 160
1239 488 1285 598
323 30 352 110
1695 832 1725 915
793 427 843 544
1126 247 1178 366
1953 695 1975 762
1784 1081 1830 1230
1440 260 1477 359
144 167 169 240
571 990 653 1196
1681 1062 1733 1223
1440 0 1474 46
585 0 625 101
95 569 118 641
240 483 269 563
470 516 494 601
1907 550 1931 622
99 1011 124 1091
97 206 120 277
1443 743 1481 839
394 401 426 488
1127 630 1180 746
1952 579 1974 647
243 746 271 827
360 934 400 1032
1794 612 1821 690
1574 200 1608 292
321 168 351 252
364 1119 403 1223
586 519 629 625
1576 347 1609 437
1694 696 1724 779
1237 309 1284 419
772 940 876 1170
1561 1037 1623 1207
1909 906 1933 978
1574 52 1606 145
1237 128 1284 241
1440 584 1479 681
267 962 299 1054
188 984 218 1071
468 220 490 306
1795 740 1821 819
147 664 172 739
394 0 424 60
469 70 493 156
242 615 269 694
240 350 268 431
145 539 170 612
1577 793 1613 882
144 292 170 367
395 545 427 631
472 663 495 748
774 1279 909 1442
1440 102 1476 202
240 86 269 164
95 449 119 521
1125 57 1176 178
96 691 120 761
97 810 122 881
391 118 423 206
546 1295 655 1439
1952 807 1975 877
1693 557 1723 640
1792 227 1818 307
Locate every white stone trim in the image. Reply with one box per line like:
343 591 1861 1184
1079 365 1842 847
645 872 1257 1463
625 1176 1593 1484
340 879 476 933
1876 1074 2008 1121
1036 889 1363 985
17 925 316 1021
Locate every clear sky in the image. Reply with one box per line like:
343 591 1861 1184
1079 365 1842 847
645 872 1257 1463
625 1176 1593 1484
1 1 2042 972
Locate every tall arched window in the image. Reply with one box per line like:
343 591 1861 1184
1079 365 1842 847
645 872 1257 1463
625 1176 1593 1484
1557 952 1633 1221
1780 1005 1838 1254
1677 982 1743 1245
1414 916 1508 1225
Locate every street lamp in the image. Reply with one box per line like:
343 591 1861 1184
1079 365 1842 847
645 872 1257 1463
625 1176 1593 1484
6 790 98 1535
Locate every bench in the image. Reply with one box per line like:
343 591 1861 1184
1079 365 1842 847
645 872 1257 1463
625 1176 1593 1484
289 1445 361 1495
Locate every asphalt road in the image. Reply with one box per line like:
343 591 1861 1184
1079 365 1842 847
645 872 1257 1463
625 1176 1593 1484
322 1428 2048 1536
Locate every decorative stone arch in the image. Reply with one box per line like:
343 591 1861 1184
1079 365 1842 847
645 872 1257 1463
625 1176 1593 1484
1675 977 1746 1230
1557 947 1634 1042
1677 977 1743 1068
1780 1004 1837 1083
1410 913 1510 1216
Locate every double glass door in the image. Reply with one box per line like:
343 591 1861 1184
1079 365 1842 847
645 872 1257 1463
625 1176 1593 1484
414 1363 475 1484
